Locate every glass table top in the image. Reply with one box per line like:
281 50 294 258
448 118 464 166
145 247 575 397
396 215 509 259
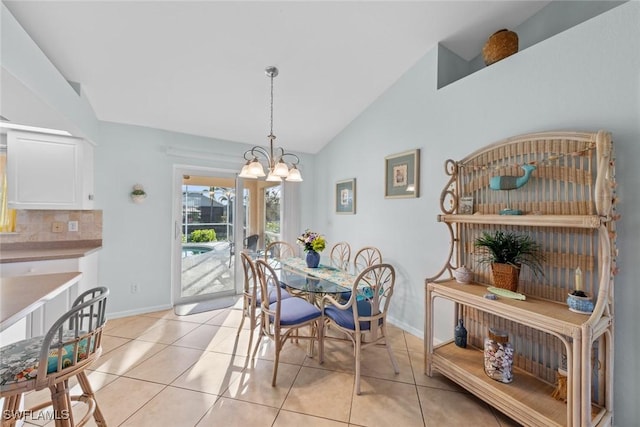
279 257 356 294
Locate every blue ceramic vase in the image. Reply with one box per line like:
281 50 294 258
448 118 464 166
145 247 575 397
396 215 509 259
454 319 467 348
306 250 320 268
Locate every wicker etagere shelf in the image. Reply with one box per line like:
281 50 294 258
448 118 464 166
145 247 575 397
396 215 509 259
425 130 616 427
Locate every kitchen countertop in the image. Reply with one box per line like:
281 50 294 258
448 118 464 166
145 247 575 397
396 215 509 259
0 271 83 331
0 240 102 263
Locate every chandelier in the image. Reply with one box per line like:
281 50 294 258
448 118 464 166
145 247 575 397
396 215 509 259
238 66 303 182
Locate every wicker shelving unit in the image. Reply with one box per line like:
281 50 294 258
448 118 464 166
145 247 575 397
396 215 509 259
425 130 616 426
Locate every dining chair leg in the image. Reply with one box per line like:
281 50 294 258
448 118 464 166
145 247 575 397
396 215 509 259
382 326 400 374
271 340 281 387
245 309 258 356
237 296 260 356
354 334 363 395
236 296 248 336
250 321 265 361
317 319 324 364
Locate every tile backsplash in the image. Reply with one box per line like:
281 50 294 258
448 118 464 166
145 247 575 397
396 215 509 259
0 210 102 244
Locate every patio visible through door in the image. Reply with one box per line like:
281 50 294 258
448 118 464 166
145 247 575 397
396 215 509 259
173 169 242 308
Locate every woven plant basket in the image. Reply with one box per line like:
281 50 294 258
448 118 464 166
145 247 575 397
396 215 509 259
491 263 520 291
482 29 518 65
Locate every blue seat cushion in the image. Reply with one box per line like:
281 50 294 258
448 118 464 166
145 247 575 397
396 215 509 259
270 298 321 326
325 300 381 331
338 291 352 302
0 331 93 386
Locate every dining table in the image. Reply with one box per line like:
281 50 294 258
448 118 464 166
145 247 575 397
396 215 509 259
268 257 358 356
277 257 358 306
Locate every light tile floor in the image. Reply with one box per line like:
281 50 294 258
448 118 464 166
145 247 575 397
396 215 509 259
23 301 522 427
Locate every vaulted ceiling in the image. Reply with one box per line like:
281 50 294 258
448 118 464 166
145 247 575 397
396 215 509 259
3 1 550 153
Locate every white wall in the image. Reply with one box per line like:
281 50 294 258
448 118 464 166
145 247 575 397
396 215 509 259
0 3 100 141
94 121 316 316
315 2 639 425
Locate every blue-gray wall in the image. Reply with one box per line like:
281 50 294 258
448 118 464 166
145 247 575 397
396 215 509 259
315 2 639 424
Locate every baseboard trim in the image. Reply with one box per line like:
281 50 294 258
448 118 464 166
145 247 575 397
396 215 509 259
107 304 173 320
174 296 240 316
387 315 422 339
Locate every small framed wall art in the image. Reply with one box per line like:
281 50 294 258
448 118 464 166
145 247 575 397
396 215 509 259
335 178 356 214
384 149 420 198
458 196 474 214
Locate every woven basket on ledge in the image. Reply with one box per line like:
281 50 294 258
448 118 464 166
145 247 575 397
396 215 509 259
491 263 520 292
482 29 518 65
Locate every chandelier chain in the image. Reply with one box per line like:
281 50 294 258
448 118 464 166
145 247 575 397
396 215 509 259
269 71 274 138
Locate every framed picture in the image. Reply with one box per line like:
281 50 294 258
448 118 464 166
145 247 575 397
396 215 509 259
335 178 356 214
385 149 420 198
459 196 474 214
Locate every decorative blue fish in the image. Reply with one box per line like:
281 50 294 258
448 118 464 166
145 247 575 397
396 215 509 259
490 164 536 215
490 164 536 190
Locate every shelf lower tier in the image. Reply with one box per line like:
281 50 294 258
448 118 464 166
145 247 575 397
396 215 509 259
428 280 591 338
430 342 603 427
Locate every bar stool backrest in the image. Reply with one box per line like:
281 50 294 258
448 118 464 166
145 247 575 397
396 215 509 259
35 287 109 390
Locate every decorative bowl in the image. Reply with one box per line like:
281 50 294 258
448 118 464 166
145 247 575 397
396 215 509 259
454 266 472 284
566 292 594 314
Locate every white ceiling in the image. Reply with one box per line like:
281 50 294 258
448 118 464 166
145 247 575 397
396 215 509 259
3 1 550 153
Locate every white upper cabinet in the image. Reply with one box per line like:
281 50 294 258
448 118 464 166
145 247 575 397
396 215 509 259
7 131 95 210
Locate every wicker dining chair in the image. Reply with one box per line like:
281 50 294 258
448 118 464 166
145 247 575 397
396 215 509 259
264 241 296 262
264 240 306 293
229 234 261 268
353 246 383 274
236 252 291 356
251 259 324 386
321 264 398 395
245 234 260 252
0 287 109 427
330 242 351 271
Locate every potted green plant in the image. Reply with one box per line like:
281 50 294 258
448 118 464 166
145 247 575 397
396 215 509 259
474 230 544 291
130 184 147 203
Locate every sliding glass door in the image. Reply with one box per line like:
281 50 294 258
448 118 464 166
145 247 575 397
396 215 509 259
171 166 289 310
172 167 242 306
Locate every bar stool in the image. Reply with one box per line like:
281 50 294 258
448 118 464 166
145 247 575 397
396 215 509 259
0 287 109 427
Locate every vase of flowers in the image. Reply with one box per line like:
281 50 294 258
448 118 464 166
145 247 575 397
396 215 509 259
297 229 326 268
305 250 320 269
